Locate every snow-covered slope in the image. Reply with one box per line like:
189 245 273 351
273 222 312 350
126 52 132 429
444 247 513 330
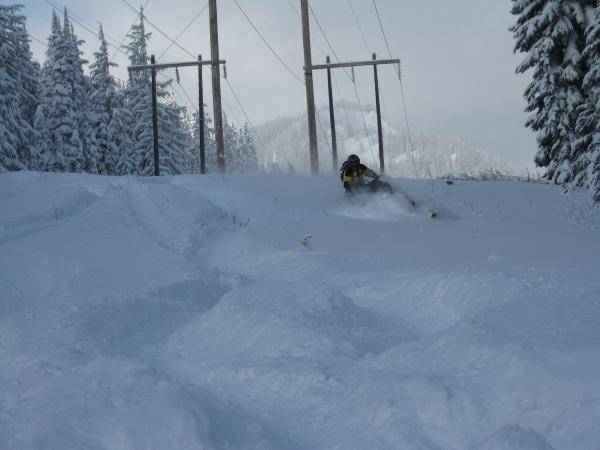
1 172 599 449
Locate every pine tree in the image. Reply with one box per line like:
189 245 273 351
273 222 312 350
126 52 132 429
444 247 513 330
238 124 258 172
190 109 216 173
223 115 240 172
113 93 136 175
35 10 84 172
511 0 589 183
89 25 124 175
125 9 194 176
160 94 192 175
222 119 259 173
124 10 153 175
0 5 39 171
61 9 95 173
574 4 600 202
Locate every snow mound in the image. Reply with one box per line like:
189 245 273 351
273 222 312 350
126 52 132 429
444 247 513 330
163 282 408 364
475 425 554 450
2 356 277 450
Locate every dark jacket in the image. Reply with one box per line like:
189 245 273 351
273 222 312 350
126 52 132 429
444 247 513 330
341 163 378 191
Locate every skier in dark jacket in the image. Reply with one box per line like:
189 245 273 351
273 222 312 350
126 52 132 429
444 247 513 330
340 154 393 195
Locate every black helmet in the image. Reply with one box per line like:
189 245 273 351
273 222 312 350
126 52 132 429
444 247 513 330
348 154 360 166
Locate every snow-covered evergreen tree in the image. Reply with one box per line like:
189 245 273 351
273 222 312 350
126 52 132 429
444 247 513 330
35 10 96 172
190 109 216 173
124 11 151 175
113 97 136 175
61 9 95 173
223 115 239 172
0 5 39 171
574 4 600 202
511 0 590 183
238 124 258 172
89 25 124 175
125 10 194 176
35 10 86 172
222 118 259 173
160 94 193 175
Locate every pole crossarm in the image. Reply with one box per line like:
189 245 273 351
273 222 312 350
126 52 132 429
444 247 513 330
128 59 226 72
308 58 399 71
315 53 396 173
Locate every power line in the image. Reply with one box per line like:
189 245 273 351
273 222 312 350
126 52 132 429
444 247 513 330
307 2 348 78
42 0 129 57
115 0 196 59
222 95 243 128
44 0 121 43
198 67 243 128
33 27 128 86
287 0 351 139
285 0 329 61
340 0 394 135
371 0 415 152
284 0 352 133
351 79 378 168
161 73 244 132
175 79 199 113
372 0 395 67
316 110 332 156
231 0 304 85
223 77 268 154
346 0 370 55
157 3 208 61
30 35 48 47
122 0 266 150
109 0 152 63
331 69 352 131
306 2 376 164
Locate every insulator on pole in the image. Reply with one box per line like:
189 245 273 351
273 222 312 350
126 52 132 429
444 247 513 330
223 63 228 79
351 66 355 83
175 67 181 84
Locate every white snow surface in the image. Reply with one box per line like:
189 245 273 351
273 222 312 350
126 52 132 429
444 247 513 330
1 171 600 449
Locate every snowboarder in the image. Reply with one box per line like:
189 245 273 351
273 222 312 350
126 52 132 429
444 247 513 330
340 154 392 195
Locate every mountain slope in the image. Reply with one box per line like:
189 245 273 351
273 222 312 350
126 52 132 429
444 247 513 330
256 103 513 177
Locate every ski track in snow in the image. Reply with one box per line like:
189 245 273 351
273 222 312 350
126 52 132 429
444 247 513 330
1 171 600 449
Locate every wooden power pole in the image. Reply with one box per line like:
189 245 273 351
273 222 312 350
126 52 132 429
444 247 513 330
150 55 160 176
373 54 385 174
326 55 337 171
301 0 319 175
198 55 206 174
310 56 400 175
128 57 225 176
209 0 225 173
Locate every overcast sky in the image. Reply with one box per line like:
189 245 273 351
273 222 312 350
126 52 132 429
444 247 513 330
20 0 537 170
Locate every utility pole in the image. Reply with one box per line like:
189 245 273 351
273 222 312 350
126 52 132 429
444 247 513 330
150 55 160 176
309 56 400 175
301 0 319 175
128 57 225 176
209 0 225 173
198 55 206 174
373 53 384 174
326 56 338 171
